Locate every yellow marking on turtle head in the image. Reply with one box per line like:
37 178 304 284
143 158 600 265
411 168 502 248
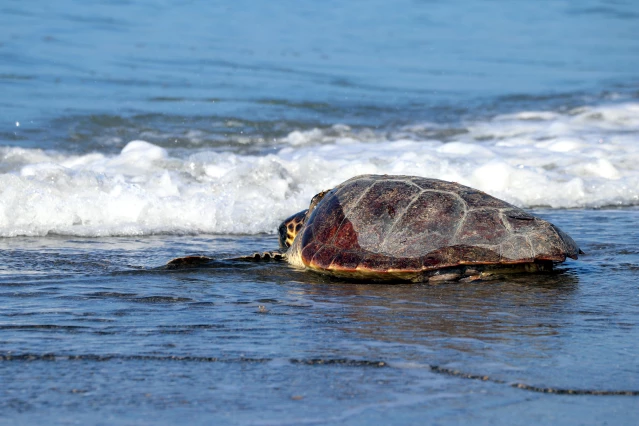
286 218 304 247
278 210 308 249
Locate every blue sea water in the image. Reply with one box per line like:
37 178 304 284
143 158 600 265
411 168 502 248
1 0 639 424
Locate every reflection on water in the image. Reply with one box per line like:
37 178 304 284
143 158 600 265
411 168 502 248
298 272 578 361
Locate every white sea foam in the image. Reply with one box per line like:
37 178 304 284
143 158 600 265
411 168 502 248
1 103 638 237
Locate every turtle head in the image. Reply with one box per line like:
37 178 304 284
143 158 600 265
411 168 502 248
278 189 331 249
278 210 308 249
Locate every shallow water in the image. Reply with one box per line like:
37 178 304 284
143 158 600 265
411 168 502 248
2 0 639 424
1 209 638 425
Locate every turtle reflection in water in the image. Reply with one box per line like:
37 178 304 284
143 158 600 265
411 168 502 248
168 175 582 282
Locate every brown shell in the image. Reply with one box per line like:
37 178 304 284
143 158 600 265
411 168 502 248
297 175 580 273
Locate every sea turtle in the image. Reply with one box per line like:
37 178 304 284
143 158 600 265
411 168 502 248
168 174 581 282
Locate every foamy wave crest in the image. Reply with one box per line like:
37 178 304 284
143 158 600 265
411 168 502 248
1 102 638 237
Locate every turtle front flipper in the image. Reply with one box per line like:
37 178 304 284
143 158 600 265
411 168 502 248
164 251 286 269
165 255 214 269
231 251 286 262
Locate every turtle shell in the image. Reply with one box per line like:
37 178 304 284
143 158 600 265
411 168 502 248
292 174 580 276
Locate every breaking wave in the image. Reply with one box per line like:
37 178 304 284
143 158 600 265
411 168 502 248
1 102 638 237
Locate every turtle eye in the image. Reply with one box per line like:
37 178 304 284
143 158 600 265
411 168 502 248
308 190 329 215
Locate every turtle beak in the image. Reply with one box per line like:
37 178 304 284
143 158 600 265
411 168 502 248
278 210 308 249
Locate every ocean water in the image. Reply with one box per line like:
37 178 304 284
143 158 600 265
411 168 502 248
1 0 639 424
